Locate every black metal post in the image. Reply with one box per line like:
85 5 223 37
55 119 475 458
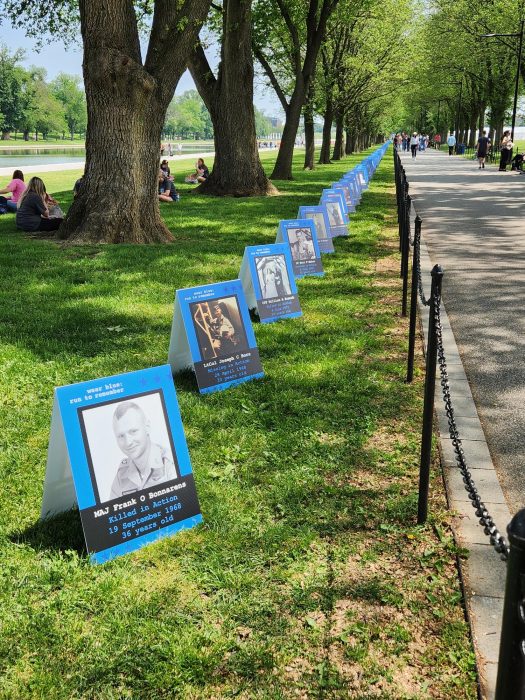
495 509 525 700
455 78 463 148
401 195 411 315
395 151 402 224
399 179 408 257
406 215 422 382
417 264 444 524
510 20 524 151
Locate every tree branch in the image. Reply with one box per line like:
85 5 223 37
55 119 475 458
187 40 217 114
253 45 289 112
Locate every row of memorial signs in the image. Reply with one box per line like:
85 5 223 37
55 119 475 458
41 143 390 564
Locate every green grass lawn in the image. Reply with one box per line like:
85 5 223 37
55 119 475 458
0 150 477 699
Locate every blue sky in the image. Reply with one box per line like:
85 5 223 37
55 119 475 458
0 23 283 118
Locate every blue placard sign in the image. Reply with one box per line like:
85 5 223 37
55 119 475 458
332 184 356 213
41 365 202 564
320 195 348 237
276 219 324 278
322 189 350 220
297 205 335 252
240 243 302 323
168 280 264 393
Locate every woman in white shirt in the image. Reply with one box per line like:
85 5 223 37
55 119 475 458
410 133 419 159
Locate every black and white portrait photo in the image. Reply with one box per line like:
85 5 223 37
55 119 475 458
190 295 249 360
287 227 316 262
255 254 292 299
310 212 328 240
326 202 343 227
79 391 178 503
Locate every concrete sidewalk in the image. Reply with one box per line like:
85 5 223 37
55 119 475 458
404 148 525 699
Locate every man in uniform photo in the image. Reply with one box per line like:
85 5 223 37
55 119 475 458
209 302 237 355
110 401 177 499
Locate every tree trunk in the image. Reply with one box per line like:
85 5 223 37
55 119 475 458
468 110 477 147
332 110 344 161
59 0 211 244
318 101 333 164
23 130 29 141
189 0 275 196
270 83 305 180
345 128 353 155
303 86 315 170
478 104 486 133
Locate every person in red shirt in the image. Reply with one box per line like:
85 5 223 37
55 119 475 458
0 169 26 212
434 134 442 149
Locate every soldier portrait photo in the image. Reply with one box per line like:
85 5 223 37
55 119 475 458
310 212 329 241
255 254 291 300
190 295 249 361
79 392 178 503
287 227 315 262
326 202 343 228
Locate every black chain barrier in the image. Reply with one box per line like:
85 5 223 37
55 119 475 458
394 145 525 700
394 148 509 557
432 291 509 560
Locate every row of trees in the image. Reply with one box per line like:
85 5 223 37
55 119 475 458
0 47 86 140
1 0 415 243
400 0 524 147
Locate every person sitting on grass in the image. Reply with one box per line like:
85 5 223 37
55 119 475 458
73 175 85 198
0 169 26 213
185 158 209 184
158 171 179 202
15 177 63 233
160 160 171 178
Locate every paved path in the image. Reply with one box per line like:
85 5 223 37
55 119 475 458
403 148 525 698
402 149 525 514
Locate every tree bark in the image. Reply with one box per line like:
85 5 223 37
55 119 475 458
270 83 305 179
188 1 275 197
344 128 352 155
478 103 486 133
468 109 477 147
59 0 211 244
332 110 344 160
303 85 315 170
318 101 333 164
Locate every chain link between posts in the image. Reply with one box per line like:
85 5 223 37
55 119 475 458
432 285 510 561
412 225 430 308
396 148 509 560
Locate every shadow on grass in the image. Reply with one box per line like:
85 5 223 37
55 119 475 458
10 509 86 555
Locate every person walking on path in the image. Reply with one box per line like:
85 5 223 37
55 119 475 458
498 130 513 171
434 133 442 149
447 133 456 155
476 130 490 169
410 132 419 159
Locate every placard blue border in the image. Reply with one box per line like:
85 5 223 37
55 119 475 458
277 219 324 279
245 243 302 323
176 280 264 393
54 364 200 563
297 205 335 244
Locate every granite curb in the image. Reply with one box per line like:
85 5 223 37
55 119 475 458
413 206 511 700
